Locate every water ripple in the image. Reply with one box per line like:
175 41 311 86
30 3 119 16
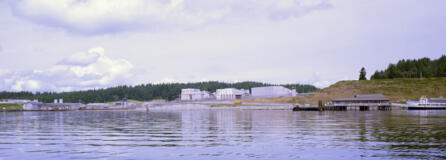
0 110 445 159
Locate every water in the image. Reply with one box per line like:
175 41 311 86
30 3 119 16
0 110 445 160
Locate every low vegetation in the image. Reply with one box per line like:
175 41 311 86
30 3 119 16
0 103 24 110
244 78 446 105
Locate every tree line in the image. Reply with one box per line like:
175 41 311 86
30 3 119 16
0 81 319 103
370 55 446 79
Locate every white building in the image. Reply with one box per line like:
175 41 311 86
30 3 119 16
53 99 64 104
181 88 211 101
251 86 297 98
0 99 31 103
215 88 249 100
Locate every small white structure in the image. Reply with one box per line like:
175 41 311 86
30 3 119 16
53 98 64 104
181 88 211 101
251 86 297 98
215 88 249 100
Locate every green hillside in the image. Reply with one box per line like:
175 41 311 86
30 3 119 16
244 78 446 105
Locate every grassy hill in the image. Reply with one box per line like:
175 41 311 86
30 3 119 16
243 78 446 105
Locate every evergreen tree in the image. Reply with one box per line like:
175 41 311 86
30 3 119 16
359 67 367 80
371 55 446 80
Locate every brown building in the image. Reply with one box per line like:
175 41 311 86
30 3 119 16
327 94 391 111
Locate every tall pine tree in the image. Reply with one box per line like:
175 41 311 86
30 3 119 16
359 67 367 80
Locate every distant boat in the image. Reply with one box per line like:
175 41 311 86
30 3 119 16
407 96 446 110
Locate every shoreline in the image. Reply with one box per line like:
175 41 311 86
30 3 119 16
144 101 295 111
0 100 417 112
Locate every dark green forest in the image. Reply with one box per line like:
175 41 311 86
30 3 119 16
0 81 318 103
371 55 446 79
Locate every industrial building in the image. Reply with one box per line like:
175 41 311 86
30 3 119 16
251 86 297 98
215 88 250 100
180 88 211 101
331 94 390 104
326 94 391 110
0 99 31 103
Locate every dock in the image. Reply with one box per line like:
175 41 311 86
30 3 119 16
292 105 319 111
293 104 392 111
322 103 392 111
293 94 393 111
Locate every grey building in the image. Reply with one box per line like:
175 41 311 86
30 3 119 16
251 86 297 98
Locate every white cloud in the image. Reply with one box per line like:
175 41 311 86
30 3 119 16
58 47 103 66
2 0 445 92
313 80 331 88
11 0 331 34
0 69 10 76
11 79 41 91
11 80 24 91
0 47 134 91
162 77 176 83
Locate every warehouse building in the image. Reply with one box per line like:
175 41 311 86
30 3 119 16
323 94 391 111
215 88 250 100
251 86 297 98
180 88 211 101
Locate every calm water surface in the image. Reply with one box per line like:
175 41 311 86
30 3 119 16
0 110 445 160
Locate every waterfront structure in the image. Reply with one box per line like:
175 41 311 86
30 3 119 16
215 88 249 100
251 86 297 98
2 100 136 111
23 102 83 111
0 99 31 103
180 88 211 101
407 97 446 110
325 94 391 111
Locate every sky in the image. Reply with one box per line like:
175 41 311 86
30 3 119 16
0 0 445 92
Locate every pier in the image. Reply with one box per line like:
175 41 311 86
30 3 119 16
293 94 393 111
293 103 392 111
323 103 392 111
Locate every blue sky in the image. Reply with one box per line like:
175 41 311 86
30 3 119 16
0 0 445 92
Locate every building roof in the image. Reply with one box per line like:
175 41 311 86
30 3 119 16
0 99 31 102
216 88 246 95
354 94 384 98
252 86 286 89
333 94 389 102
333 97 390 102
428 98 446 103
181 88 200 91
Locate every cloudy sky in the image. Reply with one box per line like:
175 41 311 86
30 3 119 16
0 0 445 92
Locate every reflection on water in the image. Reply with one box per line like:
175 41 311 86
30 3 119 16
0 110 445 160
